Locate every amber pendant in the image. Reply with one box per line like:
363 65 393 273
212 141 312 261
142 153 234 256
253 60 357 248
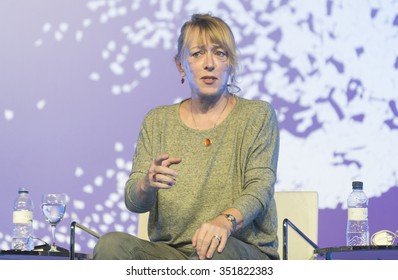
204 138 212 146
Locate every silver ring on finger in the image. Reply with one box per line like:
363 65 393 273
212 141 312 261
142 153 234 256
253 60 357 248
213 235 221 242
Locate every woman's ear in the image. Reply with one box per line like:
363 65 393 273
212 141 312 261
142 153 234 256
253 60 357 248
175 58 186 84
175 59 185 75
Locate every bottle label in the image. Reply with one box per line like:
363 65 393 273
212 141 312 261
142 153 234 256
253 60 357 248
13 211 33 223
348 208 368 221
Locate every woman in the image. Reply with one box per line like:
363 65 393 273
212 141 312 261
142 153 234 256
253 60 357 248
94 13 280 260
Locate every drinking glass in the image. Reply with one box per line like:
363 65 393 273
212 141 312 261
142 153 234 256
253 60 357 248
41 193 67 252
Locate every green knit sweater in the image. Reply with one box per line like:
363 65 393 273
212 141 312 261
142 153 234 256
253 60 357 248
125 96 280 259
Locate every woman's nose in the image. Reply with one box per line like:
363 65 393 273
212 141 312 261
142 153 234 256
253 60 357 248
204 53 215 71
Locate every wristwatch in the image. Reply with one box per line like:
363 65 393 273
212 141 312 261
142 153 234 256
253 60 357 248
221 213 237 233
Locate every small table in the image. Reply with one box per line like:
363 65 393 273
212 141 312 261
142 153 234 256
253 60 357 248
0 250 91 260
314 245 398 260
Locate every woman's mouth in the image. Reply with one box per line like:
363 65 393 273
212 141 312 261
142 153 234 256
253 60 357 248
201 76 217 84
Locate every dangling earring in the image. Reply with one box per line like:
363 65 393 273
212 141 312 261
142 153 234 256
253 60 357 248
181 77 185 84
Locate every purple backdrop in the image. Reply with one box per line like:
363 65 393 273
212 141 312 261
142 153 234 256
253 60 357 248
1 0 398 255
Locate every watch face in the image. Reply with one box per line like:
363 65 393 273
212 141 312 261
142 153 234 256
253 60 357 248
222 214 237 233
226 214 235 221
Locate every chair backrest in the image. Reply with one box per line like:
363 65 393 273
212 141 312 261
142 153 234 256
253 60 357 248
137 211 150 241
136 191 319 260
275 191 319 260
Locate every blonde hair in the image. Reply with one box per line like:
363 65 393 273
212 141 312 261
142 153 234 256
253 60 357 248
175 14 239 91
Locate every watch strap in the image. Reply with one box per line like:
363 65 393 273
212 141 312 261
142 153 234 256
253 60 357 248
221 213 237 233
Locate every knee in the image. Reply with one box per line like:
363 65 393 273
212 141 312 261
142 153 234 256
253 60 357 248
94 232 130 259
96 232 122 248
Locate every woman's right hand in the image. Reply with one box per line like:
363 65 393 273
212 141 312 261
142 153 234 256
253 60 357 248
142 154 182 193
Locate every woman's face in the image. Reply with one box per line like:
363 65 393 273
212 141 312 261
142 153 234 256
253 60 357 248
179 31 231 97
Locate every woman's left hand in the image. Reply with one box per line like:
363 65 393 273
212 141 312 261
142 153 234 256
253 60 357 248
192 215 232 260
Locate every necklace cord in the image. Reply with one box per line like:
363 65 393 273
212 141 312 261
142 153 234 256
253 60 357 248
190 94 230 130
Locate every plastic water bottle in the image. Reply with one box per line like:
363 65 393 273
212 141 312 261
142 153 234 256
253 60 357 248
12 188 34 251
346 181 369 246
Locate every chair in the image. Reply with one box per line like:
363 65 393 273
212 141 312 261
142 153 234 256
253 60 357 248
137 211 150 241
69 221 100 260
69 191 319 260
136 191 319 260
275 191 319 260
69 214 149 259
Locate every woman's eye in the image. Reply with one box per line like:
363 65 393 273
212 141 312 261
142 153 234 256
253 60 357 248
215 50 226 57
192 50 204 58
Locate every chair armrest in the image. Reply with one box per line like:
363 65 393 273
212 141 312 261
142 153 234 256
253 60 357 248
282 218 319 260
70 221 101 260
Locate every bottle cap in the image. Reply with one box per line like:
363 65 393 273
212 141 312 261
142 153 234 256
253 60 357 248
18 187 29 194
352 181 363 190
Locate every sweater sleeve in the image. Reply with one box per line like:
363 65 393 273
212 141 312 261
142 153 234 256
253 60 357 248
124 110 156 213
231 102 280 228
